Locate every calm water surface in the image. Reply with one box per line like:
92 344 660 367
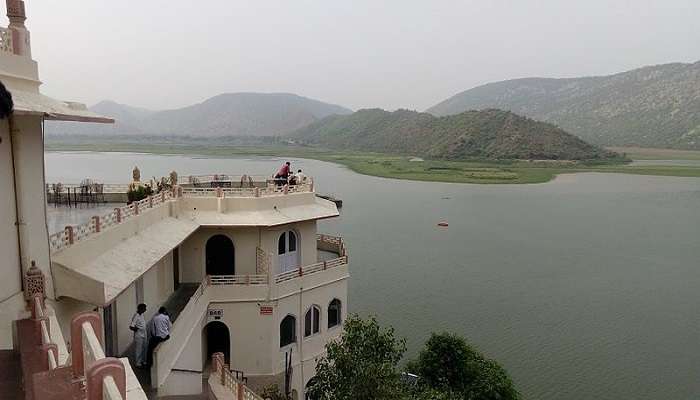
45 152 700 400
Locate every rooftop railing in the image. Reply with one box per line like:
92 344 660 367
49 191 173 253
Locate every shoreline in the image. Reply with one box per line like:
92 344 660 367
44 142 700 185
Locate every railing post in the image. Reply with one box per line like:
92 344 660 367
161 191 165 202
114 207 122 223
283 184 289 194
24 261 45 306
254 187 260 197
134 202 139 215
93 216 101 233
323 261 327 271
70 311 102 377
65 226 74 244
86 358 126 400
149 195 154 208
216 187 223 198
237 382 244 400
298 267 303 277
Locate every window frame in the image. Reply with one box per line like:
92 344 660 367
327 298 342 329
304 305 321 338
279 314 297 348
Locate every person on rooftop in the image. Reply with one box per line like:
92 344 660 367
294 169 307 184
274 161 291 185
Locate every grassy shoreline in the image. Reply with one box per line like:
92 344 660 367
45 141 700 184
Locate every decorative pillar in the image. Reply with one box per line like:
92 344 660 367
114 208 122 223
24 261 45 305
6 0 30 57
92 216 101 233
64 226 74 245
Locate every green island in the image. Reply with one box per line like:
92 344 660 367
45 140 700 184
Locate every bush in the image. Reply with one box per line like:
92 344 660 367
408 332 519 400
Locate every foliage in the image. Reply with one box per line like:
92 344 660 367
292 108 620 161
259 384 287 400
428 62 700 150
127 184 154 203
408 332 519 400
308 315 407 400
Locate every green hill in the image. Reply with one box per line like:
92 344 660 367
427 61 700 150
292 108 617 160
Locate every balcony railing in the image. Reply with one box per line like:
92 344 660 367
180 182 313 198
49 191 173 253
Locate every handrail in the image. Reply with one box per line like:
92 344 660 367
212 353 264 400
32 295 59 371
75 313 127 400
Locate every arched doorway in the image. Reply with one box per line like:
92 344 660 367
206 234 235 275
204 321 230 363
278 230 300 273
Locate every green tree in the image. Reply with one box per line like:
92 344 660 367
408 332 519 400
308 315 406 400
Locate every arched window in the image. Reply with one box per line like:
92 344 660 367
328 299 341 329
280 315 296 347
304 305 321 337
278 230 300 273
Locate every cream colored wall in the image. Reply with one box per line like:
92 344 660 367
263 220 317 275
0 119 21 307
180 227 261 282
11 116 52 297
116 284 136 355
272 278 347 377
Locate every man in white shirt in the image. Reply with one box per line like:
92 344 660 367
147 306 172 366
295 169 307 184
129 303 147 368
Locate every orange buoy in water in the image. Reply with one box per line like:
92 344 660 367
437 221 449 227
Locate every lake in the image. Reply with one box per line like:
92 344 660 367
45 151 700 400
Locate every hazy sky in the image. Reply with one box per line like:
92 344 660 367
24 0 700 111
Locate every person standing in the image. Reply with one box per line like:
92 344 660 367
147 307 172 366
274 162 291 185
129 303 148 368
295 169 307 184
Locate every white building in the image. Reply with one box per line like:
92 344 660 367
0 2 349 399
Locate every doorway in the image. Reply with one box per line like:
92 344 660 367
204 321 230 363
278 230 300 273
206 235 235 275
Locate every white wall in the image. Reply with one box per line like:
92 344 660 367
180 227 261 282
116 284 137 355
263 220 317 276
0 118 21 308
11 115 52 297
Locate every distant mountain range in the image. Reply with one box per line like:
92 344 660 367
428 61 700 150
292 108 617 160
46 93 352 137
